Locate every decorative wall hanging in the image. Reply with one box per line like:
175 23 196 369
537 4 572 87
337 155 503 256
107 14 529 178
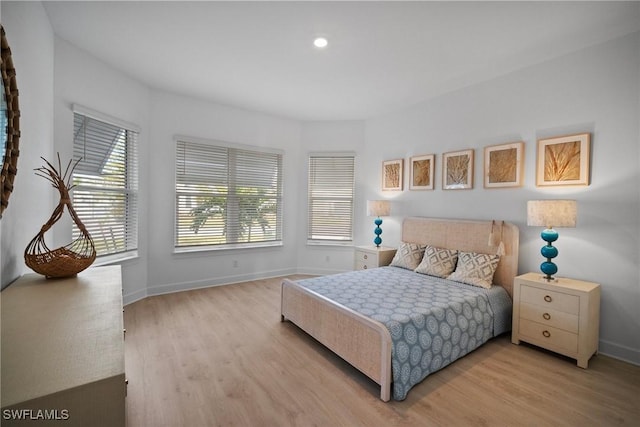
484 141 524 188
536 133 590 187
382 158 403 191
409 154 435 190
24 155 96 278
442 149 474 190
0 25 20 218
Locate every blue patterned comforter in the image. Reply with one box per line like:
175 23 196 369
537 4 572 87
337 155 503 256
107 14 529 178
295 266 512 400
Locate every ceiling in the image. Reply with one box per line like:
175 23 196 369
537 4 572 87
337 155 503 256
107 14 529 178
43 1 640 121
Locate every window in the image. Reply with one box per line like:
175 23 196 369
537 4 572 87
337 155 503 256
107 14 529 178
175 137 283 250
307 153 355 243
72 106 139 258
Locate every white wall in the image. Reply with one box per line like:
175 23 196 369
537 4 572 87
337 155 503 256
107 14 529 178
146 91 302 298
361 32 640 364
0 2 55 288
53 38 150 302
295 121 365 274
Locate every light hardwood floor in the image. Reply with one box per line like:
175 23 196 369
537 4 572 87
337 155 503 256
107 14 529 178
124 276 640 427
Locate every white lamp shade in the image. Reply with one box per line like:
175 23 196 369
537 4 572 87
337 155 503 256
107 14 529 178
367 200 390 217
527 200 577 228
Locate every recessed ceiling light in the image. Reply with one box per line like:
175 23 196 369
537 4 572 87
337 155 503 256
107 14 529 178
313 37 328 48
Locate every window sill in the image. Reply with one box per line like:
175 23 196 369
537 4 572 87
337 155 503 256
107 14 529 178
174 241 283 254
306 241 354 248
93 251 139 266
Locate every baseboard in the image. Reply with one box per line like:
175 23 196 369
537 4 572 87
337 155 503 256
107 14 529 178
598 339 640 366
296 267 348 276
123 288 148 306
145 268 297 298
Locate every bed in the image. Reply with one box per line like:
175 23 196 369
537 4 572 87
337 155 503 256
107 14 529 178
280 217 519 401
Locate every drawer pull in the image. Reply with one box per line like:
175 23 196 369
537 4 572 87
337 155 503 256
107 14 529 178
363 254 368 260
542 330 551 338
542 313 551 320
363 265 367 269
544 295 553 303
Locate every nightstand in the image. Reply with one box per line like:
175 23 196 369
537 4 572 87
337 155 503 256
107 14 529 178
354 246 396 270
512 272 600 368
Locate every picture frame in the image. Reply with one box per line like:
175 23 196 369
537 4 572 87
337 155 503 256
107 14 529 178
409 154 435 190
536 133 590 187
443 149 474 190
382 159 403 191
484 141 524 188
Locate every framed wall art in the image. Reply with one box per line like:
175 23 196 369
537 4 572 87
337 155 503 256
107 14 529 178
536 133 590 187
409 154 435 190
382 159 403 191
484 141 524 188
443 149 474 190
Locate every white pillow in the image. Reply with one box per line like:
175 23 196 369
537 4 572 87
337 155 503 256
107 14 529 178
390 242 426 270
447 251 500 289
415 246 458 278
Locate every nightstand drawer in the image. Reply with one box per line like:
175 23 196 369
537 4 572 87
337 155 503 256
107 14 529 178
355 251 373 263
519 319 578 353
520 284 580 315
520 303 579 333
355 261 374 270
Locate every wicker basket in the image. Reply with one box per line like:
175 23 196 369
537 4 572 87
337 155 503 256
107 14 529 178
24 156 96 278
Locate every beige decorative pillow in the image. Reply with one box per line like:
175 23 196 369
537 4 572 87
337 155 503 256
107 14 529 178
447 251 500 289
415 246 458 278
390 242 426 270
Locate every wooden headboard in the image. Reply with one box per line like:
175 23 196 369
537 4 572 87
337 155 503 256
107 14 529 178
401 217 519 297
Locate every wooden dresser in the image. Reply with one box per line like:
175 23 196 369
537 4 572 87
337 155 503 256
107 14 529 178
354 246 396 270
1 266 125 426
511 272 600 368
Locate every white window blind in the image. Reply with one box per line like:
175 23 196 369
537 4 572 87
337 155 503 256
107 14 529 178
175 138 283 249
72 111 139 257
308 153 355 242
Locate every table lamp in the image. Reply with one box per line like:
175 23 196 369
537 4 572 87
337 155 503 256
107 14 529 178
367 200 390 247
527 200 577 281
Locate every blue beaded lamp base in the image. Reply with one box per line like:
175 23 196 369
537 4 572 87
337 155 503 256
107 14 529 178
373 217 383 247
540 228 559 281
